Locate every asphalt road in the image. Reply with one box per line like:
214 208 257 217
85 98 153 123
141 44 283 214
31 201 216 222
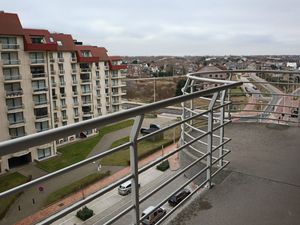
53 168 191 225
86 172 189 225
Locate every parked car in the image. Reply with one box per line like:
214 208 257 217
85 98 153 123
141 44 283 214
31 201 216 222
291 108 298 118
168 189 191 207
141 206 166 225
118 180 140 196
140 124 161 135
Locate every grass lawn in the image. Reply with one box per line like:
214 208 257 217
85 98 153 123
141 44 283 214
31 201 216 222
36 119 134 172
45 171 110 206
101 136 174 166
0 172 29 219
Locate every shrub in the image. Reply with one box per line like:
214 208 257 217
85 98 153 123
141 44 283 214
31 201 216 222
156 160 170 171
76 206 94 221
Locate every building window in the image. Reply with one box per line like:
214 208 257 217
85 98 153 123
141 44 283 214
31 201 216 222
81 84 91 93
9 126 25 138
6 97 22 110
38 147 51 159
30 36 44 44
57 41 63 46
3 67 20 80
35 121 49 132
8 112 24 124
32 80 46 91
34 107 48 118
74 108 79 116
33 94 47 105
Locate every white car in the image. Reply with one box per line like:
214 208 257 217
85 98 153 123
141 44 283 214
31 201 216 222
141 206 166 225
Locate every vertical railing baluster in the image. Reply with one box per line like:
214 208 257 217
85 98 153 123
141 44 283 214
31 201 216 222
206 92 219 188
129 115 144 225
219 90 227 167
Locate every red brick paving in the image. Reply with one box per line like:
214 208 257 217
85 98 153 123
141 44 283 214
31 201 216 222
15 143 178 225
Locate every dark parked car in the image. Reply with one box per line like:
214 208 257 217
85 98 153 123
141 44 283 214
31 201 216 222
168 189 191 207
291 108 298 118
140 124 161 135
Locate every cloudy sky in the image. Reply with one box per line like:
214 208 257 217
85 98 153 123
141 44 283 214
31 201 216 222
2 0 300 55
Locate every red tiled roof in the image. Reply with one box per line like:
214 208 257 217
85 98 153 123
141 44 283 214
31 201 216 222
23 28 57 51
51 33 75 51
109 56 122 61
23 28 52 42
91 47 109 61
0 12 23 35
75 45 109 61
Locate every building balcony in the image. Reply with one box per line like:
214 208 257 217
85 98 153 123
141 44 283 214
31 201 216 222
50 58 55 63
112 101 122 106
33 87 48 93
2 59 20 66
80 79 91 83
51 82 57 87
82 101 92 106
80 68 91 73
73 114 79 119
58 58 64 63
36 127 49 133
4 75 22 82
59 81 66 87
73 102 79 106
72 69 77 74
6 89 23 97
35 114 49 120
60 93 66 98
0 43 20 50
34 100 48 107
62 116 68 121
24 42 57 51
71 57 77 62
32 73 46 79
61 104 67 109
10 132 26 139
72 92 78 96
30 59 45 64
72 80 78 85
54 117 59 123
82 112 93 118
51 70 56 75
59 70 65 75
8 119 26 128
81 90 91 95
7 104 24 111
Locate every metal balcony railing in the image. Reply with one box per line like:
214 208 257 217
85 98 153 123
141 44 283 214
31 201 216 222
0 70 241 225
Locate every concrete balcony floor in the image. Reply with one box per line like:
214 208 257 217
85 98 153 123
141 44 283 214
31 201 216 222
168 123 300 225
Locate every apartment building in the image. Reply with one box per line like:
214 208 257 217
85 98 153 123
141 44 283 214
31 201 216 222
0 12 127 173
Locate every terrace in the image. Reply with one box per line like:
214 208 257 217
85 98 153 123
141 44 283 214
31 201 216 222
0 70 299 225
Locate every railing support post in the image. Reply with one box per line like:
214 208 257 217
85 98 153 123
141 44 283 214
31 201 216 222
181 78 192 145
206 92 219 188
219 90 227 167
129 115 144 225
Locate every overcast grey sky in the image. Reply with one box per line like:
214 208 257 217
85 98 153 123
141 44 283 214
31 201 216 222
2 0 300 55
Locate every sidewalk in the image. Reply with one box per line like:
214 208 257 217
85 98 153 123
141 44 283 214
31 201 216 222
15 143 178 225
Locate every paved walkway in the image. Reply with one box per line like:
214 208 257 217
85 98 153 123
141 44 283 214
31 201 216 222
2 127 133 225
2 117 177 225
15 143 178 225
